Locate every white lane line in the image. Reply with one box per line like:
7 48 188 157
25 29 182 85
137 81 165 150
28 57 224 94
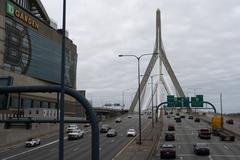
2 137 67 160
73 147 79 152
224 145 229 150
209 155 213 160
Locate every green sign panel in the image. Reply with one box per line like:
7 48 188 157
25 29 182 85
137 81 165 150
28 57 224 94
183 97 190 107
167 95 175 107
196 95 203 107
191 95 203 107
6 0 14 16
167 95 203 108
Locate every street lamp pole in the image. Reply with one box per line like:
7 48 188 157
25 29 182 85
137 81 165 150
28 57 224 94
150 75 154 128
137 57 142 144
118 53 157 144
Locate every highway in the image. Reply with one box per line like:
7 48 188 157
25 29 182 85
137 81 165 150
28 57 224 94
0 114 150 160
154 113 240 160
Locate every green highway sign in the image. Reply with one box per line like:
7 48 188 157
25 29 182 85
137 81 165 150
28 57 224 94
167 95 175 107
167 95 203 108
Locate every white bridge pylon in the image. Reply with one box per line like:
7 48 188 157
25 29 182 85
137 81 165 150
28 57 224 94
129 9 185 112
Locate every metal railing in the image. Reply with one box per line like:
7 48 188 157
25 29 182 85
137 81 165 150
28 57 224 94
0 85 99 160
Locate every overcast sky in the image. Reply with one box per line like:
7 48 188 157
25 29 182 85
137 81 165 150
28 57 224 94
41 0 240 113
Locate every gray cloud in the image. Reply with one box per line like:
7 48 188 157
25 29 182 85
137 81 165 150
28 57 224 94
41 0 240 113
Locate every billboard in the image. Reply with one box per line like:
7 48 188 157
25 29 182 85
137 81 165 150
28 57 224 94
3 2 77 88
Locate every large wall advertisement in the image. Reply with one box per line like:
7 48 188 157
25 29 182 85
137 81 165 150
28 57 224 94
3 1 77 88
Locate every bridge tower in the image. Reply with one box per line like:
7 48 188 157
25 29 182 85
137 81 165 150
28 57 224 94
129 9 185 112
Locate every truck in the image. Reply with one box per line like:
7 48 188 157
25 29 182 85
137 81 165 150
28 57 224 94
211 116 235 141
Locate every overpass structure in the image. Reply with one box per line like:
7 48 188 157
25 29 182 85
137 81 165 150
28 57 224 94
129 9 185 113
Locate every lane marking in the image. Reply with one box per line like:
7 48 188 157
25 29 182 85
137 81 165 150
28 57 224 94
112 121 151 160
73 147 79 152
224 145 229 150
2 137 67 160
209 155 213 160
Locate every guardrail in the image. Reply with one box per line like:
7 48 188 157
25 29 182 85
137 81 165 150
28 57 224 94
0 85 99 160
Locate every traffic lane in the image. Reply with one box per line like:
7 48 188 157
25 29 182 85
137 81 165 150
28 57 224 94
101 116 150 160
0 114 149 160
163 115 240 160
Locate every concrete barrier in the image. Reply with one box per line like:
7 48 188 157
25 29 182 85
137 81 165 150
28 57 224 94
0 123 59 148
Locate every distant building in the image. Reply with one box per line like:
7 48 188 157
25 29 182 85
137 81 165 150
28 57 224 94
0 0 84 118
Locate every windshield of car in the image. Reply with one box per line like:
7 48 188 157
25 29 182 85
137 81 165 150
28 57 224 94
102 124 109 128
128 129 135 132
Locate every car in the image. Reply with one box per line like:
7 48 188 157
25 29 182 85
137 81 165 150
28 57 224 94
25 138 41 147
160 144 176 159
176 113 180 116
198 128 211 139
180 115 185 118
66 124 78 133
170 111 173 114
106 129 117 137
100 124 111 133
194 118 200 122
128 115 132 118
165 112 168 115
175 117 181 123
188 116 193 119
84 123 90 127
165 131 175 141
115 118 122 123
193 143 210 155
168 124 175 131
226 119 234 124
68 129 84 140
127 129 137 137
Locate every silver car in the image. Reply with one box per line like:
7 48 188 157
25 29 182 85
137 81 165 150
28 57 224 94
25 138 41 147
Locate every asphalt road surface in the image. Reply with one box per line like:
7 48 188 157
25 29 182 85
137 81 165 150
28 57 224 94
0 113 150 160
154 113 240 160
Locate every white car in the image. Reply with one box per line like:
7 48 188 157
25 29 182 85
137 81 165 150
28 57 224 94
68 129 84 140
66 124 78 133
25 138 41 147
127 129 137 137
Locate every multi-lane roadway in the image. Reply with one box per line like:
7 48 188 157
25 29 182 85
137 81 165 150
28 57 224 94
154 113 240 160
0 114 150 160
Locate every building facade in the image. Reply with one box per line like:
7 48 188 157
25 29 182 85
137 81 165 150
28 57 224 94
0 0 84 118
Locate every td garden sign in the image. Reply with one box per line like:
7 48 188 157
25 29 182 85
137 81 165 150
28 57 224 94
6 0 39 30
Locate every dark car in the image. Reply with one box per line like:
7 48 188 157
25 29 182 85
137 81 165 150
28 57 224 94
165 132 175 141
194 118 200 122
160 144 176 159
100 124 111 133
180 115 185 118
226 119 234 124
188 116 193 119
193 143 210 155
168 124 175 131
167 115 171 118
175 117 181 123
198 128 211 139
106 129 117 137
165 112 168 115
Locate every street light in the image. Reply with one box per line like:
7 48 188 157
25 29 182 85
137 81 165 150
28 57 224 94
118 52 158 144
150 74 163 128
